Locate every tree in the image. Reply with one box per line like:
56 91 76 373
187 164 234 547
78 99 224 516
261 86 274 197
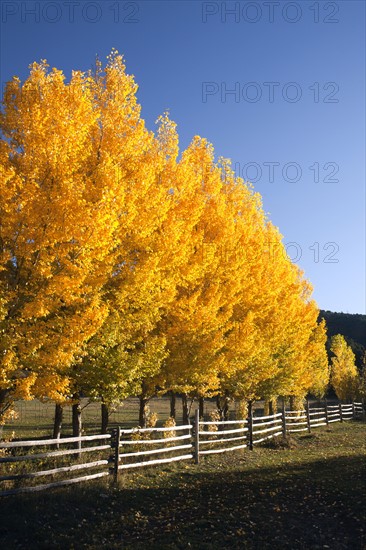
156 141 257 420
76 113 209 429
0 50 151 424
220 217 329 409
1 50 331 429
358 351 366 402
330 334 359 401
319 310 366 368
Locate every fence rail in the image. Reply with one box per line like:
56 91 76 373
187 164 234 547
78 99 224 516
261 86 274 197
284 402 364 433
0 433 112 496
195 401 364 460
116 424 193 473
197 411 248 456
0 401 364 496
252 416 282 447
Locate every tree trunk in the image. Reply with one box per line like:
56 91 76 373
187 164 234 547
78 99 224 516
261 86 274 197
289 395 295 411
53 403 63 446
264 399 277 416
269 398 278 415
247 400 253 450
263 400 270 416
139 396 149 428
289 395 304 412
72 401 82 436
269 399 274 415
236 399 248 420
182 393 189 425
170 392 176 419
72 397 82 454
216 395 224 421
0 389 12 431
216 394 230 421
199 397 204 419
101 402 109 434
223 398 229 421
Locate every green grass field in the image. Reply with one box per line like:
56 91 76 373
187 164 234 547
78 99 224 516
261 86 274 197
2 397 263 439
1 421 365 549
2 397 334 440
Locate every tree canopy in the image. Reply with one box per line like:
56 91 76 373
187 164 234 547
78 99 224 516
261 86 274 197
0 51 330 423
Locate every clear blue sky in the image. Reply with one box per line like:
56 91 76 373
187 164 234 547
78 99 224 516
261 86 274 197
1 1 365 313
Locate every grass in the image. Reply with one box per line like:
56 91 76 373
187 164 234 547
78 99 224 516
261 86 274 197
3 397 179 439
2 396 266 439
0 421 365 549
3 396 333 439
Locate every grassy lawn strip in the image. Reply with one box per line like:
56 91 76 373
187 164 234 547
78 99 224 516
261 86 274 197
0 421 365 549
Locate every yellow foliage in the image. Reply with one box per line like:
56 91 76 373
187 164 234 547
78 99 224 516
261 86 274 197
330 334 359 401
0 51 330 419
163 417 176 439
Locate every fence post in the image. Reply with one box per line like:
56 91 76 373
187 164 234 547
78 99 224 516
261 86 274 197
306 398 311 433
248 402 253 450
113 427 120 482
324 399 329 427
194 409 200 464
281 399 287 437
339 402 343 422
352 401 356 419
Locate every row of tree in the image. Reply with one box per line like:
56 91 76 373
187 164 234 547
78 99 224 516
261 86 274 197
0 51 355 436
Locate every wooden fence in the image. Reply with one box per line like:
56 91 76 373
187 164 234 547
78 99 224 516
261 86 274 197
194 401 364 461
0 433 111 496
0 401 364 496
114 424 193 476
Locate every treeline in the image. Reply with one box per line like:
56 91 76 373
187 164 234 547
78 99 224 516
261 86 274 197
1 51 329 436
319 310 366 369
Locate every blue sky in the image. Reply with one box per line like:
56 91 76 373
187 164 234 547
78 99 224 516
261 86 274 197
1 0 365 313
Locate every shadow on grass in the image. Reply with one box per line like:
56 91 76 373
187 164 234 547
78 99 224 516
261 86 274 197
0 454 365 549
